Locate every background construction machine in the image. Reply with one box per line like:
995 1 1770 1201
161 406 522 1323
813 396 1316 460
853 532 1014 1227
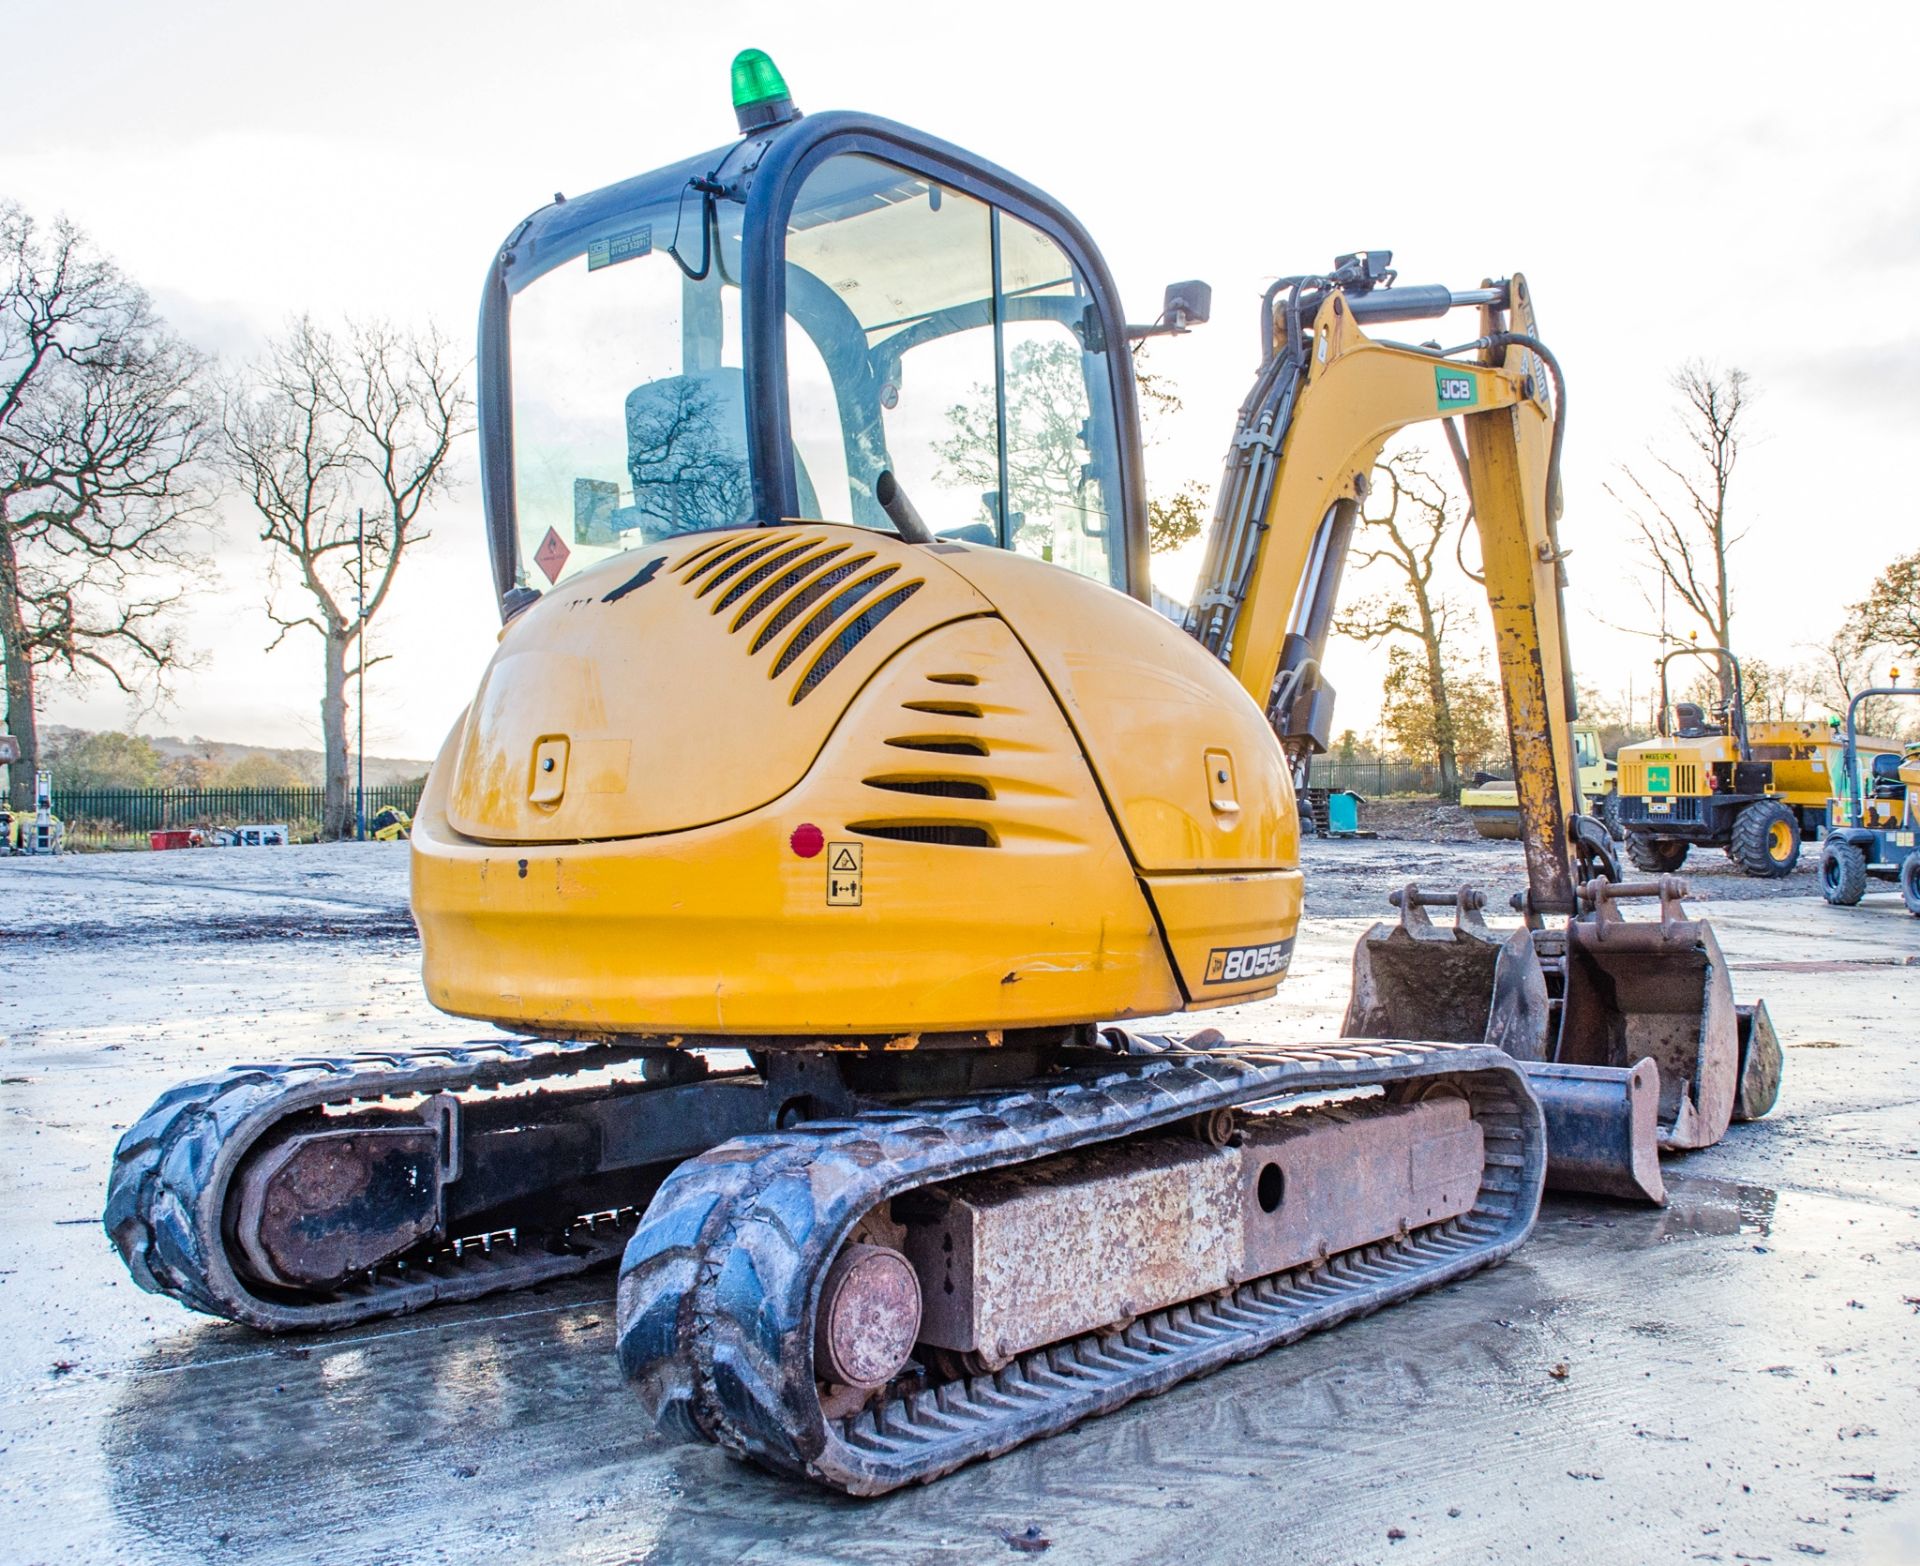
104 52 1777 1494
1820 683 1920 914
1617 643 1899 876
1460 720 1618 841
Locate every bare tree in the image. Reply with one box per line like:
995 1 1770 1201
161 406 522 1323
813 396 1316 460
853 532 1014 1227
938 341 1205 557
1809 628 1905 736
1848 549 1920 661
1333 452 1476 798
223 317 470 838
623 378 752 536
0 201 213 806
1605 362 1753 701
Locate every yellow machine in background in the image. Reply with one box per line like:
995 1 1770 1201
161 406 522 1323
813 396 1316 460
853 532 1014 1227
1820 682 1920 913
1461 722 1617 840
107 52 1777 1495
1618 644 1901 876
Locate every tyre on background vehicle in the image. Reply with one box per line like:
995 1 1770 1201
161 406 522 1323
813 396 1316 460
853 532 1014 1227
1599 791 1625 841
1901 855 1920 918
1626 832 1689 873
1820 841 1867 906
1731 801 1801 878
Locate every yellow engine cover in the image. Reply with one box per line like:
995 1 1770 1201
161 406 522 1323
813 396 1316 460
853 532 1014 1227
412 526 1302 1043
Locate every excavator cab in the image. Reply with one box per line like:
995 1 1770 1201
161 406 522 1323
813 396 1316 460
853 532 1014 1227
485 91 1144 613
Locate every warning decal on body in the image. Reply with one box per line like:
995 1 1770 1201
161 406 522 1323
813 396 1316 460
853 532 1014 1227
827 842 863 907
1202 937 1293 984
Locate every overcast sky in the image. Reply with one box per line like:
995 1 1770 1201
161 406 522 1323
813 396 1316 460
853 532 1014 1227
7 0 1917 760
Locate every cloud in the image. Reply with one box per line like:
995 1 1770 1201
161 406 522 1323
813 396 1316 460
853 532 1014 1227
1774 339 1920 413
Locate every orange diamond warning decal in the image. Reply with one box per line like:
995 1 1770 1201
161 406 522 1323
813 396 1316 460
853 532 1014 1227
534 527 571 584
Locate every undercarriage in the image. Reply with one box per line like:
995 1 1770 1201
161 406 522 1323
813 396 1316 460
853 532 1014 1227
106 1028 1544 1492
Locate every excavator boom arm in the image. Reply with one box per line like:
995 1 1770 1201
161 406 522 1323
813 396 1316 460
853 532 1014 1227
1187 266 1583 914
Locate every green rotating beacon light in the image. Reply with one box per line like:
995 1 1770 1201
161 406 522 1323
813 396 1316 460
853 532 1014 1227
731 48 799 133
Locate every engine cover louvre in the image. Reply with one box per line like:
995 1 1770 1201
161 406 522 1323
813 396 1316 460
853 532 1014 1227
444 527 991 843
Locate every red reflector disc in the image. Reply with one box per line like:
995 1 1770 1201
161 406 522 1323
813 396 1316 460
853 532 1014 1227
790 823 825 858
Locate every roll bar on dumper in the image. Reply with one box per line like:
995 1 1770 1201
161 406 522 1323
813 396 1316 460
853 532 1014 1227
1656 644 1752 756
1821 685 1920 912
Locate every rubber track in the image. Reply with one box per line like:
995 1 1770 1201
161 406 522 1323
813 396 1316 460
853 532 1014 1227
103 1037 650 1331
615 1038 1545 1495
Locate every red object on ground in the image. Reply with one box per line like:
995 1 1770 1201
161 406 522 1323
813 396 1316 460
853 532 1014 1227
789 822 825 858
150 830 197 851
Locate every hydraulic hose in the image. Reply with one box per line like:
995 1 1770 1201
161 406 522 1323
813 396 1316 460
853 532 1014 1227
1480 331 1567 525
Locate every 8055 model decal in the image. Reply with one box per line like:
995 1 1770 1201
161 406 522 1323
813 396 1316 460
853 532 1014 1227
1203 938 1294 984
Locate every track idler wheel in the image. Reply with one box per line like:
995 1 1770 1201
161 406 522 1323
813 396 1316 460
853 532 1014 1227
814 1244 922 1392
230 1105 453 1290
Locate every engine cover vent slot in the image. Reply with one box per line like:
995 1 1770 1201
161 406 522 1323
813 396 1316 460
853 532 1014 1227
714 541 826 615
751 555 876 654
679 535 762 583
696 537 791 598
863 776 993 800
886 736 989 757
773 567 900 678
901 699 982 719
848 821 998 848
792 581 924 703
673 534 748 573
732 545 850 632
925 672 980 687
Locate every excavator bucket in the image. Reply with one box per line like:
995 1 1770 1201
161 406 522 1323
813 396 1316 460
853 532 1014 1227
1344 885 1661 1203
1734 1000 1783 1121
1556 877 1739 1152
1344 876 1755 1204
1345 885 1553 1061
1522 1059 1665 1204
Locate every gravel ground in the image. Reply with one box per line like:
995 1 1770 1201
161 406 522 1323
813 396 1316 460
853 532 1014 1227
0 840 1915 1565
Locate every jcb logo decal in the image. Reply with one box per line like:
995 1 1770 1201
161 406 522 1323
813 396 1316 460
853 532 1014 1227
1203 939 1293 984
1435 368 1478 409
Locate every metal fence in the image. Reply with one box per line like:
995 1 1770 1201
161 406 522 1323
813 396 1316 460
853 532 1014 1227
1303 759 1444 798
40 767 1432 849
47 783 426 850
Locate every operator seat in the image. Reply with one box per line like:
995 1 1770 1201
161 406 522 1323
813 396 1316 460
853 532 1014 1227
1674 702 1714 738
1870 751 1906 800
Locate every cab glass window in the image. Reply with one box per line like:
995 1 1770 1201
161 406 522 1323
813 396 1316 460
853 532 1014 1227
782 153 1125 588
509 194 748 590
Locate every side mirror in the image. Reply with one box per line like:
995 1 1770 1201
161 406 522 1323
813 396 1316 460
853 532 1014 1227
1162 280 1211 329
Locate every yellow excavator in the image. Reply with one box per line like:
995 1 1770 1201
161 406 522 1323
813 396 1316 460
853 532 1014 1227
104 54 1781 1495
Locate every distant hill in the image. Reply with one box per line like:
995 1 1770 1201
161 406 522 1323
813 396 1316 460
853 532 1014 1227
40 726 432 786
